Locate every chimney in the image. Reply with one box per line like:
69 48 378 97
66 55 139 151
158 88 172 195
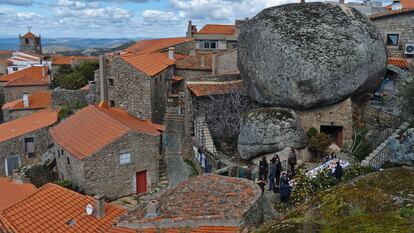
186 20 193 38
146 200 160 218
392 0 402 10
190 48 196 56
70 56 75 68
301 0 305 3
339 0 345 4
23 92 29 108
168 47 175 60
99 55 108 106
86 81 96 105
200 55 205 67
94 195 105 219
212 52 218 75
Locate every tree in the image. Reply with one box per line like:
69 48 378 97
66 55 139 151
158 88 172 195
53 61 98 90
75 60 99 81
195 87 252 142
308 132 332 158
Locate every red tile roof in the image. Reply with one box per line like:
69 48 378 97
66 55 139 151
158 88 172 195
369 7 414 19
0 183 125 233
196 24 236 35
21 32 39 39
388 57 410 69
120 52 175 76
0 177 37 212
125 37 194 54
176 53 213 70
2 91 51 110
0 109 58 143
0 66 49 87
385 0 414 10
80 84 90 90
119 174 261 227
172 76 183 85
0 50 13 56
52 55 97 65
50 105 165 160
187 80 245 97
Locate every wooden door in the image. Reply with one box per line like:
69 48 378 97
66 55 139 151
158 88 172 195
136 170 147 194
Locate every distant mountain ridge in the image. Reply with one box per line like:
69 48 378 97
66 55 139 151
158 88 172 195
0 37 148 52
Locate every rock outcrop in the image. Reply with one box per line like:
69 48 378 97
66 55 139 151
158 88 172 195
238 108 307 159
238 2 387 109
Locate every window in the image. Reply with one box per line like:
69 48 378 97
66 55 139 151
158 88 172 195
24 137 35 158
25 39 29 45
119 153 131 165
200 40 218 49
109 78 114 86
67 156 70 166
5 156 20 176
61 149 64 155
155 77 158 86
386 34 399 46
110 100 115 107
13 67 18 72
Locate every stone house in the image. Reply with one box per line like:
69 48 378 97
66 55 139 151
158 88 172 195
370 7 414 58
2 91 51 122
0 66 50 107
0 183 125 233
112 174 263 232
186 20 247 51
19 31 42 55
49 104 165 199
0 110 58 176
97 38 195 124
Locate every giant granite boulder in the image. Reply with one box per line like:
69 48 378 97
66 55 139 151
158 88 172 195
238 108 307 159
238 2 387 109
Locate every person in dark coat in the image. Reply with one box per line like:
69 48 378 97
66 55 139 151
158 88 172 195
333 161 343 181
275 155 282 187
268 158 277 191
288 148 297 176
280 178 291 203
257 175 267 196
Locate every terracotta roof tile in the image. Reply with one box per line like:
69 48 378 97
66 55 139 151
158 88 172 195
50 105 164 160
0 109 58 143
187 80 245 97
107 226 240 233
125 37 194 54
0 66 49 87
0 50 13 56
80 84 90 90
172 76 183 85
196 24 236 35
106 226 138 233
120 52 175 76
388 57 410 69
21 32 39 39
52 55 97 65
0 177 37 212
1 183 125 233
370 7 414 19
176 53 213 70
2 91 51 110
120 174 261 226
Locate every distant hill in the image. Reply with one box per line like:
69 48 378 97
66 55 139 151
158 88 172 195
0 37 148 54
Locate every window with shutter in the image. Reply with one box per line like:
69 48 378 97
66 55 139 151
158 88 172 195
24 138 35 158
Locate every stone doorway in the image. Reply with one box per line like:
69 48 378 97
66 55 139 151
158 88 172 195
320 125 344 147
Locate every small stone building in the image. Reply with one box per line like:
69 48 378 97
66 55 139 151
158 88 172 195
370 8 414 58
49 104 165 199
97 37 195 124
2 91 51 122
0 110 58 176
19 31 42 55
114 174 263 232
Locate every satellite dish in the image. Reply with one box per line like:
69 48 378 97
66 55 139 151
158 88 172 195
85 204 93 215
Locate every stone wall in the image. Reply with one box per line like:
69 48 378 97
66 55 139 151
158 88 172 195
242 195 265 228
362 104 404 130
297 98 354 146
4 85 49 103
185 73 241 82
371 12 414 57
51 88 88 109
216 49 239 74
150 67 172 124
55 131 160 199
159 41 195 55
3 109 37 122
0 127 53 176
175 68 211 77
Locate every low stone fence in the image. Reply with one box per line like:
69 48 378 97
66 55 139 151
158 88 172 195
52 88 89 109
185 73 240 82
362 122 410 169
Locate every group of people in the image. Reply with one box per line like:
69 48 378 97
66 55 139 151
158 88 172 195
257 148 297 203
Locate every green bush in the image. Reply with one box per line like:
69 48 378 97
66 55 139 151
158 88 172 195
343 165 375 181
56 179 79 192
58 102 87 120
53 61 98 90
308 132 332 158
307 127 318 139
400 207 414 218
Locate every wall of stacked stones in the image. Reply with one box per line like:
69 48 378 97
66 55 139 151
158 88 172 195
0 127 52 176
3 109 37 122
175 68 211 77
372 13 414 58
362 104 403 130
51 88 88 109
5 85 49 102
216 49 239 75
242 187 264 227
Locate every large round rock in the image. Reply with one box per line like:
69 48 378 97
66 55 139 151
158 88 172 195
238 3 387 109
238 108 307 160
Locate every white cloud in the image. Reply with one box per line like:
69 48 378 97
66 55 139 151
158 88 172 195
0 0 32 6
142 9 180 24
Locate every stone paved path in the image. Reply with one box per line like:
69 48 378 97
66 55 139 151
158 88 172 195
165 153 189 189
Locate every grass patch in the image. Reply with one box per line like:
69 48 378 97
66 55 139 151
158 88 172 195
400 207 414 218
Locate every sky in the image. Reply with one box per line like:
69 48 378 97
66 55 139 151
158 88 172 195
0 0 393 38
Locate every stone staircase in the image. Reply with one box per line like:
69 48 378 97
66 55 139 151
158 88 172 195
158 158 169 189
195 116 218 157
